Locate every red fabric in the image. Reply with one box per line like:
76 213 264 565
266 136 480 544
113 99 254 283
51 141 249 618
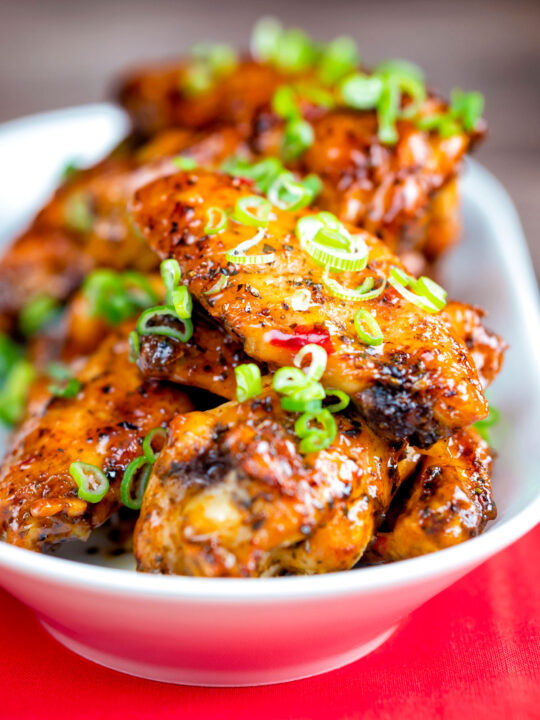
1 527 539 720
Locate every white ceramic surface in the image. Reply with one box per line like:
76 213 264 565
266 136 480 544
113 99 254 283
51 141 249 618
0 105 539 687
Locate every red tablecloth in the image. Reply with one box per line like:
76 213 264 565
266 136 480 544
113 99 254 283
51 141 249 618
1 526 539 720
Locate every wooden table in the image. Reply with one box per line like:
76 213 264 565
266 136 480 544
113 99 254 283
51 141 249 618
1 0 539 274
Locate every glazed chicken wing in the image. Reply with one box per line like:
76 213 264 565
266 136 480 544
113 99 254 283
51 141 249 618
0 325 192 550
0 127 244 333
117 57 483 259
131 170 488 447
365 428 496 562
134 392 402 577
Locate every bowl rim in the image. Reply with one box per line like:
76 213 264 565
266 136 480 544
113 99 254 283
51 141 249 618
0 106 539 602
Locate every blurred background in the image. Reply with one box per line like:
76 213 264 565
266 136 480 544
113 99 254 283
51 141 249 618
1 0 539 273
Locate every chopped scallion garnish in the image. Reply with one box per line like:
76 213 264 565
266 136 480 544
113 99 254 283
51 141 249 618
294 409 337 453
354 309 384 346
225 228 275 265
137 306 194 342
293 344 327 381
19 294 61 336
388 267 447 313
204 206 228 235
232 195 272 227
172 156 198 170
234 363 262 402
69 462 109 503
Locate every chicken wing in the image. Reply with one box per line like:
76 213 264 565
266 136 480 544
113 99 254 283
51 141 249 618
117 57 483 259
131 169 488 447
134 391 402 577
0 325 192 550
0 127 244 334
364 428 496 562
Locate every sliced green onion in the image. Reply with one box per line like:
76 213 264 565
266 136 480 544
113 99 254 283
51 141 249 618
226 228 275 265
19 294 60 336
234 363 262 402
0 359 36 426
377 77 400 145
281 396 323 413
172 285 193 319
204 206 228 235
221 156 284 194
450 89 484 132
293 344 327 381
83 269 158 325
275 28 317 73
250 16 282 62
172 156 198 170
128 330 140 362
182 62 213 97
142 427 168 462
414 276 447 310
323 273 387 302
282 118 314 161
120 456 152 510
416 113 462 138
297 213 369 272
295 409 336 453
302 173 323 199
0 333 23 382
48 377 81 399
318 36 359 85
69 462 109 503
204 274 228 295
295 83 335 109
60 160 80 182
160 259 182 304
340 73 383 109
232 195 272 227
192 43 237 76
375 59 426 120
64 191 93 232
324 388 350 413
272 85 299 120
474 405 500 444
388 267 447 313
354 309 384 346
137 306 194 342
272 367 308 394
268 172 314 211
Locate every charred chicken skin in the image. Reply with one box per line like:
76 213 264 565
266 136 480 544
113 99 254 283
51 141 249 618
0 326 192 550
131 169 488 447
134 392 402 577
365 428 496 562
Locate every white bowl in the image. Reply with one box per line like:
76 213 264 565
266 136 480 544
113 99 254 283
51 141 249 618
0 105 539 687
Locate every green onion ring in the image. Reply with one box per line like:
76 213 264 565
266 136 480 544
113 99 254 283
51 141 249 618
354 309 384 346
142 427 168 462
172 285 193 319
225 228 275 265
324 388 350 413
69 462 109 503
293 343 327 381
232 195 272 227
204 206 228 235
120 457 152 510
234 363 262 402
137 306 194 342
204 274 228 295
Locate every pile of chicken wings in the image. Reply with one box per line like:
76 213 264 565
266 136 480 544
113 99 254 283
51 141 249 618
0 21 506 576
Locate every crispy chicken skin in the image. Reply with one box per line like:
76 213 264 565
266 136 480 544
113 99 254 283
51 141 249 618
365 428 496 562
0 128 244 332
131 169 488 447
137 308 258 401
0 327 192 550
134 392 402 577
117 59 483 258
442 301 507 389
137 302 504 404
